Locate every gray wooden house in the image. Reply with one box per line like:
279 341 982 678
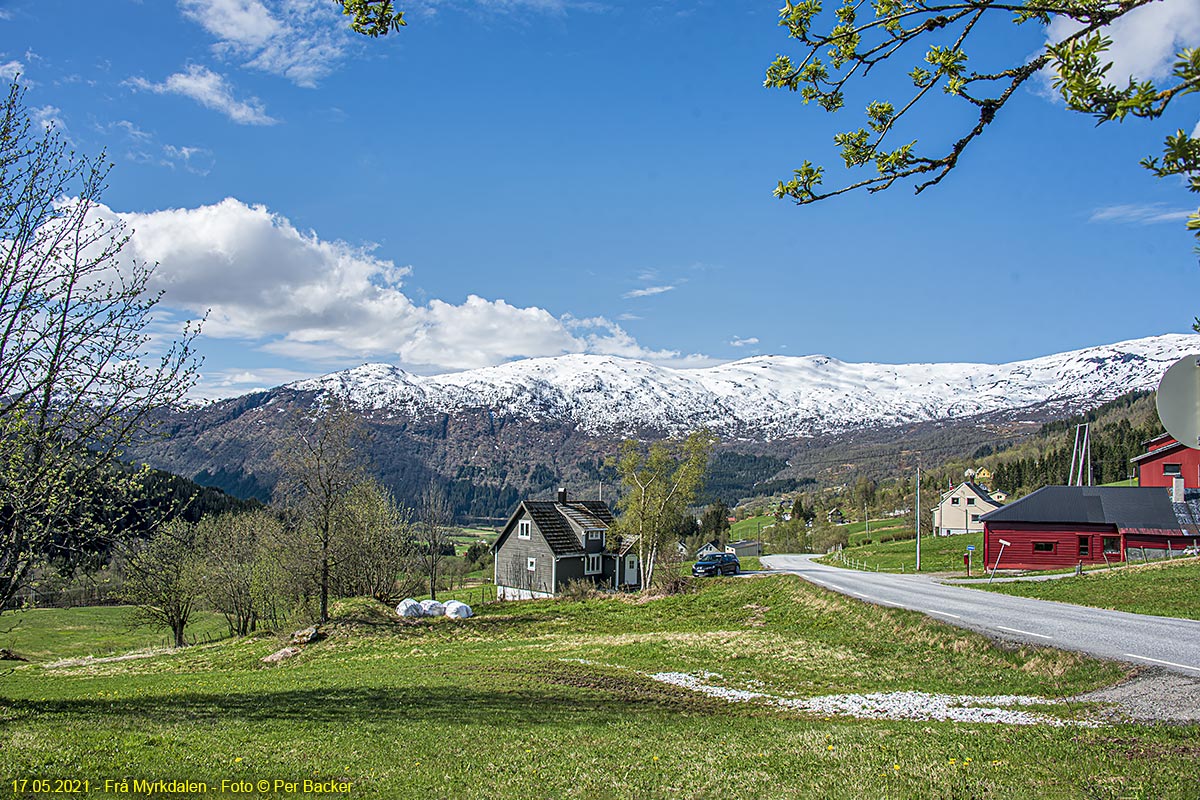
492 489 639 600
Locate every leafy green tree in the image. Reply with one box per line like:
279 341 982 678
336 0 406 37
334 479 418 602
612 430 716 590
0 82 200 615
765 0 1199 246
196 509 286 636
122 520 202 648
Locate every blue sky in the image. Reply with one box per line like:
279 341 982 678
3 0 1199 399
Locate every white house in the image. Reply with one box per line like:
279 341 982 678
932 482 1004 536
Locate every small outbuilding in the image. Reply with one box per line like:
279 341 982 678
1132 433 1200 489
979 485 1200 570
725 539 762 558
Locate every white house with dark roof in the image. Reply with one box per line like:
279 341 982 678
491 489 637 600
932 481 1004 536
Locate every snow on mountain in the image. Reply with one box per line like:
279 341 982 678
288 334 1200 440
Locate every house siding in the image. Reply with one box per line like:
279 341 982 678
495 513 559 596
983 522 1119 570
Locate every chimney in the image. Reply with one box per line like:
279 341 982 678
557 487 567 504
1172 476 1185 503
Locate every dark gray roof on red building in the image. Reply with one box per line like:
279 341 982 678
980 486 1197 535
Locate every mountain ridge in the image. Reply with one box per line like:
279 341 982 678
286 333 1200 440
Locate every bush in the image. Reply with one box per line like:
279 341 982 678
558 579 605 602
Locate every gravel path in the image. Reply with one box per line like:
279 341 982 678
649 671 1090 726
1071 668 1200 724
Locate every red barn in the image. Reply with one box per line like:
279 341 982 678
979 486 1200 570
1132 433 1200 488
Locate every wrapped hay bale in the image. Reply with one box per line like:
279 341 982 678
396 598 424 618
419 599 445 617
443 600 473 619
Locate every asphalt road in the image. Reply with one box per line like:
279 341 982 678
761 554 1200 677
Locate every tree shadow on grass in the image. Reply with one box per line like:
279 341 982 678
0 662 730 729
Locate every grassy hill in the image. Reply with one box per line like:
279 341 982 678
1 579 1196 798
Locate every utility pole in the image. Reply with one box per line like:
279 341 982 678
915 465 921 572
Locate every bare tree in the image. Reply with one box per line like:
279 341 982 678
416 487 453 601
273 397 369 623
0 81 200 614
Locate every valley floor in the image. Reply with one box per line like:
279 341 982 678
1 577 1198 799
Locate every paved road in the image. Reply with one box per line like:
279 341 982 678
761 554 1200 677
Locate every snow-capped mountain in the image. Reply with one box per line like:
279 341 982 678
289 333 1200 440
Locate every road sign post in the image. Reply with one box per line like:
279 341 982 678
988 539 1010 585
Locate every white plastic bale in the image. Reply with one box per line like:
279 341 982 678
419 599 446 617
396 598 424 618
443 600 473 619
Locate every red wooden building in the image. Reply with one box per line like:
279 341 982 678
1131 433 1200 489
979 486 1200 570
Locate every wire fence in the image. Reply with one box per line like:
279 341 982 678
1 583 124 611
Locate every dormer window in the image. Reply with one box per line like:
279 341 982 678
518 520 531 540
588 530 604 541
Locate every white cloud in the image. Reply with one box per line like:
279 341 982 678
729 336 759 347
109 119 153 141
616 313 642 321
191 366 320 401
623 285 675 299
162 144 216 174
128 65 277 125
0 60 22 80
80 197 703 371
1046 0 1200 84
179 0 352 88
30 105 64 132
1090 203 1195 224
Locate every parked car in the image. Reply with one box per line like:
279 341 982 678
692 553 740 577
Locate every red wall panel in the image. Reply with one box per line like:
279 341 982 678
983 523 1120 570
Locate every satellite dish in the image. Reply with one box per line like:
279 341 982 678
1156 355 1200 450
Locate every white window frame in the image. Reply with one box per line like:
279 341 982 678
588 530 604 542
518 520 531 540
526 556 536 572
585 553 601 575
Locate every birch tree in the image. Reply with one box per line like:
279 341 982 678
613 430 715 590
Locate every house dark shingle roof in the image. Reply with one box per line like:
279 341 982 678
980 486 1192 534
524 501 585 556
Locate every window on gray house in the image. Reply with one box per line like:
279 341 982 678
518 520 531 540
526 557 536 572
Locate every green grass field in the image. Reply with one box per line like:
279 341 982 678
820 532 984 574
0 606 230 662
1 578 1196 798
729 515 774 540
976 557 1200 620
